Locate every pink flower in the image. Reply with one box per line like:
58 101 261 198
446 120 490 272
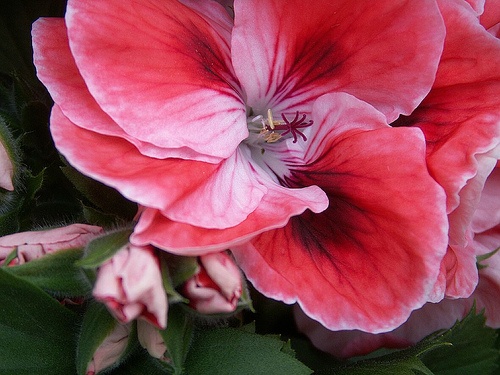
183 252 242 314
392 0 500 300
93 244 168 329
86 322 131 375
0 139 14 191
32 0 449 332
0 224 102 266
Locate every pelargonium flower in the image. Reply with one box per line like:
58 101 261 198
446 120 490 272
33 0 449 332
393 0 500 300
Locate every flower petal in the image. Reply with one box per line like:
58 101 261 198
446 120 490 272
234 93 449 332
32 18 220 163
131 178 328 255
50 106 266 229
394 0 500 213
65 0 246 159
232 0 445 121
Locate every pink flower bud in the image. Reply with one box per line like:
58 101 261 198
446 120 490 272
86 323 131 375
137 319 168 361
0 139 14 191
93 244 168 329
0 224 103 266
183 252 242 314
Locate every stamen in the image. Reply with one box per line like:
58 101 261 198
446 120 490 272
266 111 314 143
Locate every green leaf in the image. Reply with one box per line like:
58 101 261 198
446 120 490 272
4 248 91 296
420 307 499 375
77 228 132 268
184 326 312 375
0 268 78 375
158 304 195 374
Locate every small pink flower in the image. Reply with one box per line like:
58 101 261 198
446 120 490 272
0 224 102 266
86 322 131 375
0 139 14 191
93 244 168 329
137 320 167 361
183 252 242 314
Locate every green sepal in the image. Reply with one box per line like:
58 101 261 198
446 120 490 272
77 228 132 269
477 246 500 270
0 268 78 375
159 255 190 304
3 247 92 297
159 252 199 289
158 304 195 375
76 301 137 375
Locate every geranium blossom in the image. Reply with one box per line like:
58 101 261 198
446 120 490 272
32 0 449 332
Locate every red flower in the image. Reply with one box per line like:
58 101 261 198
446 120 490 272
33 0 449 332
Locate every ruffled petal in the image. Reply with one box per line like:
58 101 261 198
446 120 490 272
296 225 500 358
50 106 266 229
65 0 246 159
394 0 500 213
32 18 220 163
131 178 328 255
231 0 445 121
234 93 449 332
472 166 500 233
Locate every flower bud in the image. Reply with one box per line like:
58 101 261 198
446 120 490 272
183 252 242 314
0 224 102 266
86 322 131 375
137 319 168 361
0 139 14 191
93 244 168 329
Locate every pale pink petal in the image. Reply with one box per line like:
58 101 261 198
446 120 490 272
294 298 470 358
472 167 500 233
131 177 328 255
93 244 168 329
199 252 242 303
86 323 131 375
462 0 485 14
50 106 268 229
32 18 219 163
137 320 167 360
232 0 445 121
183 276 238 314
65 0 246 159
0 139 13 191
